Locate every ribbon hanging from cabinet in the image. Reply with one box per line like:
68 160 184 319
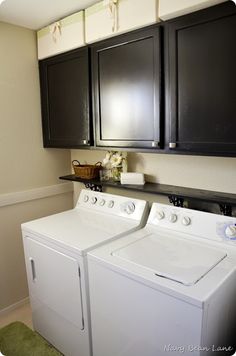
49 21 62 43
104 0 119 32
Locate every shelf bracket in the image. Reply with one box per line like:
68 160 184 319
168 195 184 207
84 183 102 192
219 203 232 217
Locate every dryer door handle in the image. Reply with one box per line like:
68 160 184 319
78 266 85 330
29 257 36 282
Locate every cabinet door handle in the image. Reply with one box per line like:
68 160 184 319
29 257 36 282
169 142 177 149
151 141 159 148
83 139 89 145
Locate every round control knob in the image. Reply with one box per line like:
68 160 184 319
91 197 97 205
108 200 114 208
83 195 89 203
182 216 191 226
124 202 135 215
225 225 236 239
99 199 106 206
169 213 177 223
156 210 165 220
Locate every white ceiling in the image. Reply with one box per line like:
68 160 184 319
0 0 99 30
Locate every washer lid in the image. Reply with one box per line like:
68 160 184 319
112 233 227 286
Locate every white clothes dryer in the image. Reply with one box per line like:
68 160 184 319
88 203 236 356
21 189 148 356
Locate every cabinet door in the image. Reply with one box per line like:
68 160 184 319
92 26 163 149
167 2 236 156
39 47 92 148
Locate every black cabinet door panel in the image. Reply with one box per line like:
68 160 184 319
40 47 92 148
167 2 236 155
92 26 163 149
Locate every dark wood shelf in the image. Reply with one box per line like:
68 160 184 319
59 174 236 207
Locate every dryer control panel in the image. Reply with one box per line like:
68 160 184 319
76 189 148 222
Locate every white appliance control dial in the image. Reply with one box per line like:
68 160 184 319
169 213 177 223
91 197 97 205
182 216 191 226
99 199 106 206
156 210 165 220
83 195 89 202
124 202 135 215
225 225 236 239
108 200 114 208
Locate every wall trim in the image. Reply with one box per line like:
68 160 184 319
0 182 73 208
0 297 30 316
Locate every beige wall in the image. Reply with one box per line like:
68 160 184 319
0 22 73 311
0 22 71 194
71 149 236 204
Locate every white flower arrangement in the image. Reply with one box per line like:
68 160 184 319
102 151 127 168
101 151 127 181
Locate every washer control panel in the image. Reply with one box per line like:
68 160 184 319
155 208 192 227
78 189 148 221
149 203 236 244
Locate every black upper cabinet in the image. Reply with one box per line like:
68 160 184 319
92 25 163 149
39 47 92 148
166 2 236 156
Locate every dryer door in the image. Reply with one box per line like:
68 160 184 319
23 236 84 329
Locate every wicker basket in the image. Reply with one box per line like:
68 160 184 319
72 160 102 179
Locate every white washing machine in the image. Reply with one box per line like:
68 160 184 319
21 189 148 356
88 203 236 356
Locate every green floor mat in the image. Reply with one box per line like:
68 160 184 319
0 321 63 356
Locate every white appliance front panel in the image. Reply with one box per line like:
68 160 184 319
89 260 203 356
31 295 90 356
24 236 84 329
112 233 227 286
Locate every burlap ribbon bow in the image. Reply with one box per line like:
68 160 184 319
104 0 119 32
49 21 62 43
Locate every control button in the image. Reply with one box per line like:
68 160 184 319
91 197 97 205
108 200 114 208
156 210 165 220
99 199 106 206
225 225 236 239
83 195 89 203
169 213 177 223
124 202 135 215
182 216 191 226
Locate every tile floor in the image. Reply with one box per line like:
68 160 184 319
0 302 32 329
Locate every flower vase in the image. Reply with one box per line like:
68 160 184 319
111 166 123 181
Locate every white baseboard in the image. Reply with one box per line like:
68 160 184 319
0 182 73 208
0 297 30 317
